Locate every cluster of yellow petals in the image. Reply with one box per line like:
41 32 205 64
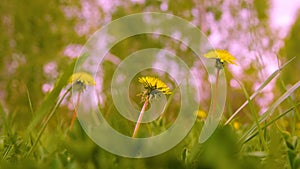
69 72 96 92
138 76 171 95
69 72 96 86
196 110 207 120
204 49 237 65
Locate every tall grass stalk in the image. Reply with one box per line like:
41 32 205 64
238 81 268 150
225 57 296 125
240 80 300 144
25 87 71 158
242 103 300 144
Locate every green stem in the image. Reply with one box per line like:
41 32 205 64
211 69 220 118
69 92 81 130
25 87 71 158
132 98 149 138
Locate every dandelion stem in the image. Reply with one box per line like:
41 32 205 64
70 92 81 130
132 98 149 138
211 69 220 118
25 87 71 158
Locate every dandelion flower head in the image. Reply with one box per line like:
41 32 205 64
196 110 207 120
204 49 237 65
138 76 172 98
69 72 96 92
233 121 241 130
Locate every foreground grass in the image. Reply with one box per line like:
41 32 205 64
0 58 299 169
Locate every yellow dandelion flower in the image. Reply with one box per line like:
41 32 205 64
204 49 237 69
296 123 300 136
233 121 241 130
138 76 171 100
196 110 207 120
69 72 96 85
279 119 289 129
296 122 300 129
69 72 96 92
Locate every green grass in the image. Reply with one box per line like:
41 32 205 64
0 58 299 169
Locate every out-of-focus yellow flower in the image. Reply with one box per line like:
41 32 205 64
196 110 207 120
295 122 300 135
233 121 241 130
296 122 300 129
296 123 300 136
204 49 237 69
278 119 289 129
69 72 96 92
69 72 96 85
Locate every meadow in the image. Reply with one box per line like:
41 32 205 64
0 0 300 169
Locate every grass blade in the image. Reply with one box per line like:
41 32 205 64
0 102 9 134
278 74 300 135
225 57 296 125
26 88 34 117
242 103 300 144
240 80 300 143
237 81 267 149
25 87 71 158
26 53 88 133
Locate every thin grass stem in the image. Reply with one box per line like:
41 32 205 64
25 87 71 158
